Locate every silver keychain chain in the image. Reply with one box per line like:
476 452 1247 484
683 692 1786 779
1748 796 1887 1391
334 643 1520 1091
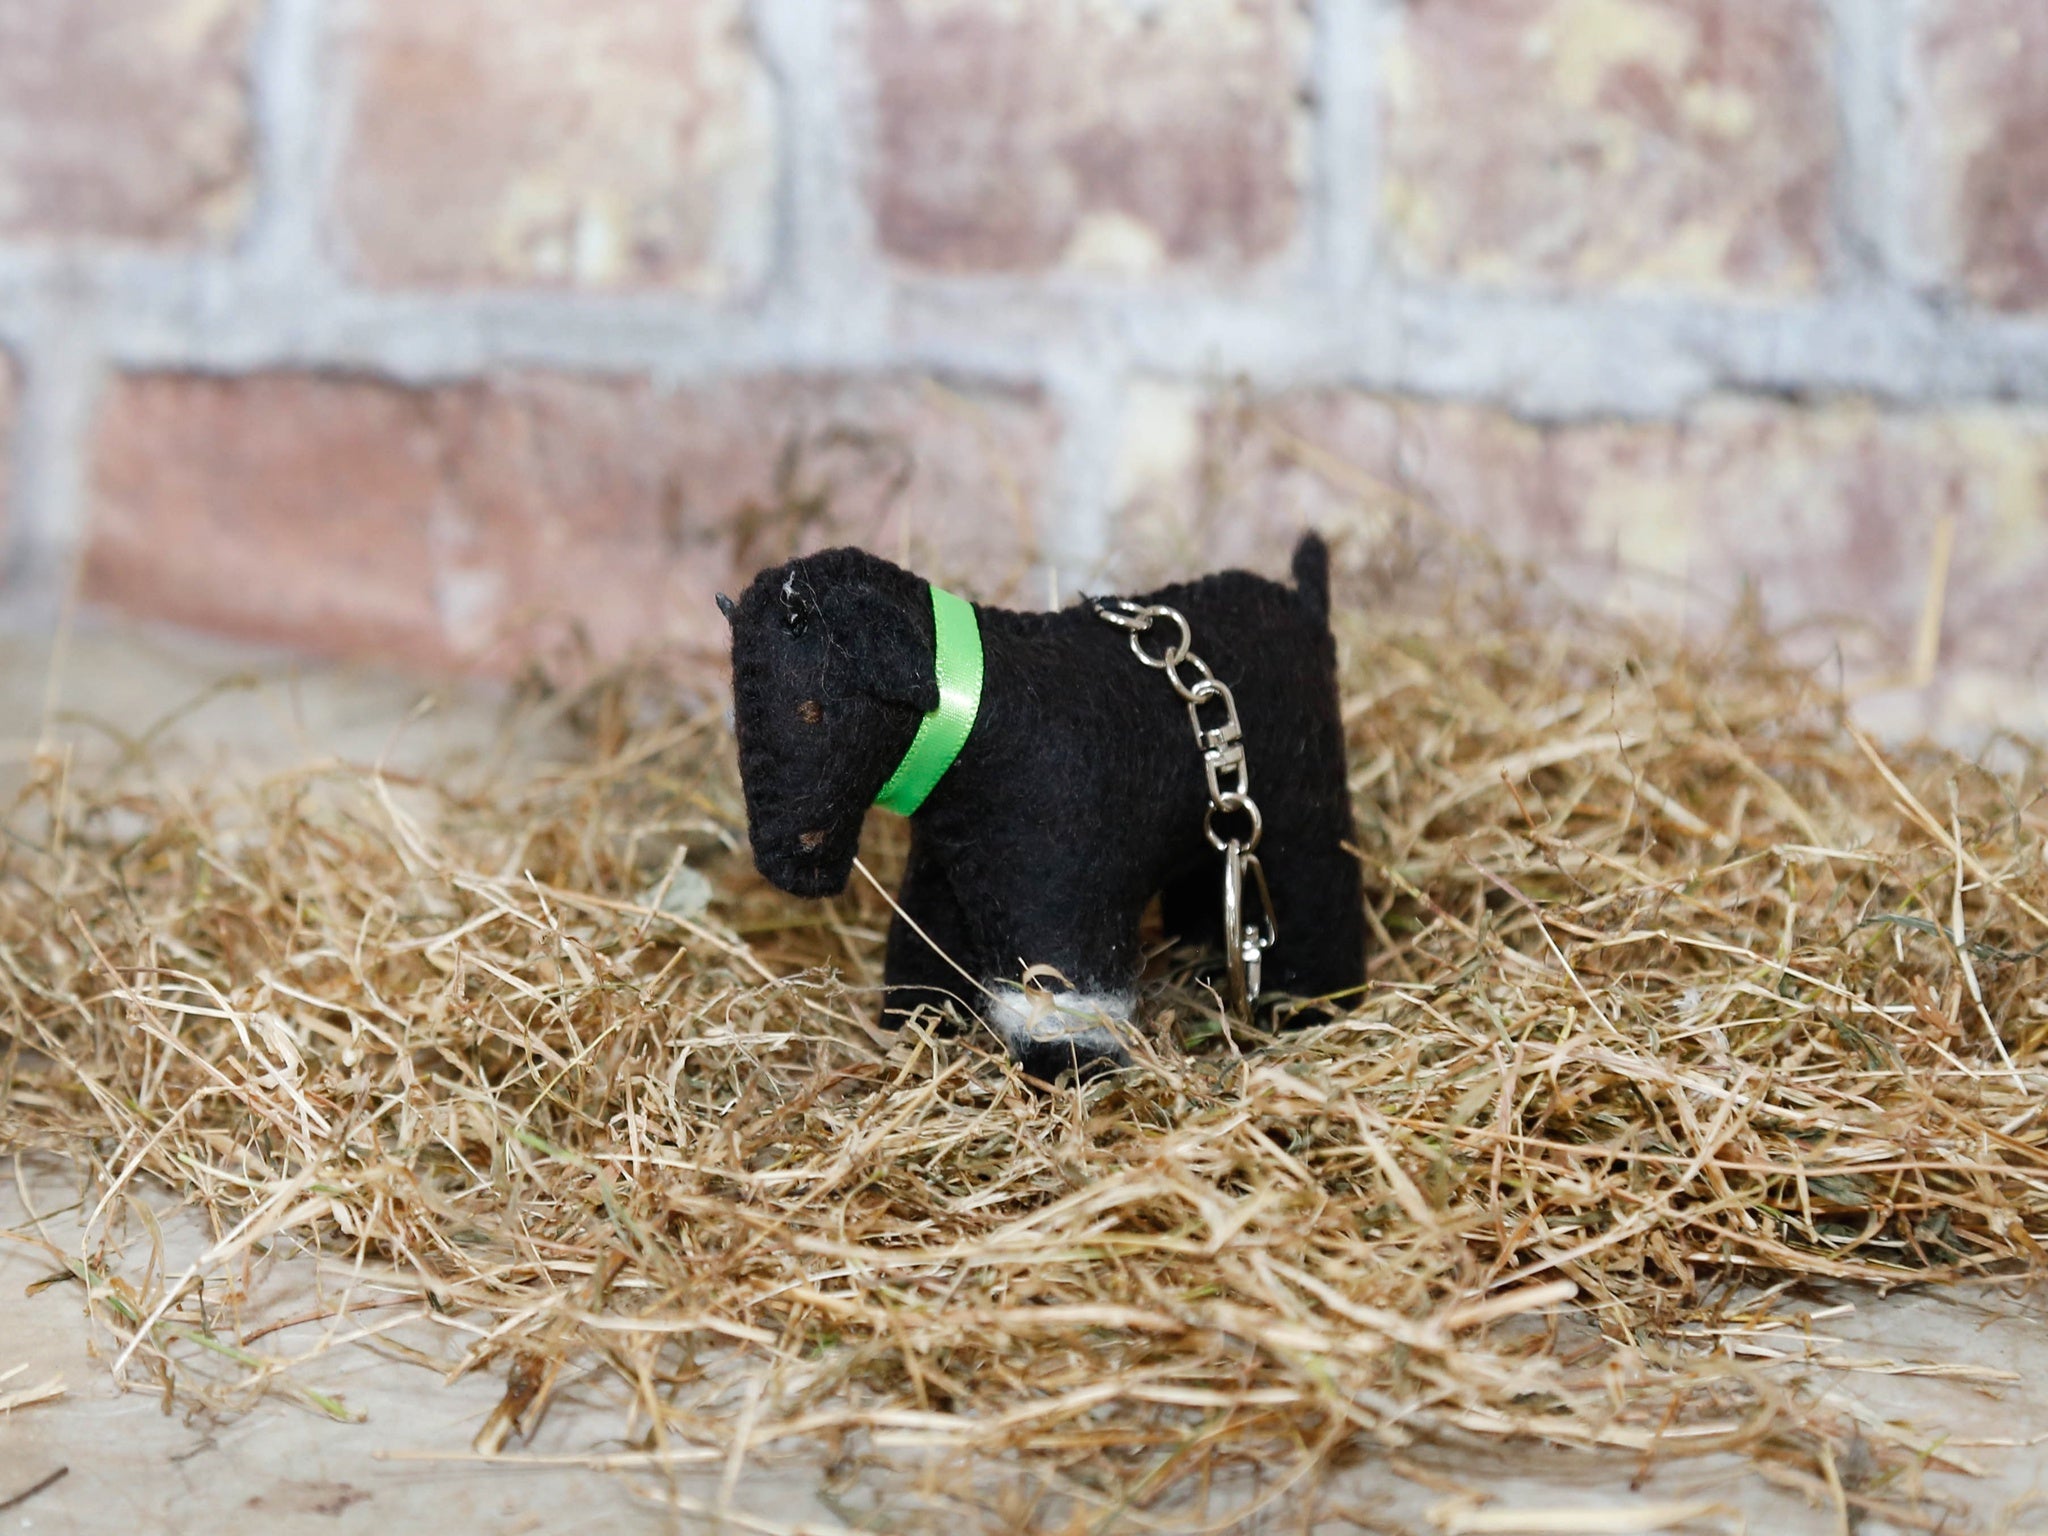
1094 598 1277 1014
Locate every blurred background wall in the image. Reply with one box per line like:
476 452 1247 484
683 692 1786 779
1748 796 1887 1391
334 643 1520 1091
0 0 2043 732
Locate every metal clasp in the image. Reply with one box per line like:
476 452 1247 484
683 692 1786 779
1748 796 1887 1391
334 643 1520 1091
1095 594 1278 1018
1221 842 1277 1011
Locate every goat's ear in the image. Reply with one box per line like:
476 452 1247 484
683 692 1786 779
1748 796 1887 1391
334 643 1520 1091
844 586 939 712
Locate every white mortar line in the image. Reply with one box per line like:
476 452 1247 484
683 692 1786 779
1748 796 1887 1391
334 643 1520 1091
7 238 2048 402
245 0 332 286
1885 0 1947 297
1040 358 1126 589
1829 0 1917 294
749 0 890 365
1315 0 1379 302
1 314 104 623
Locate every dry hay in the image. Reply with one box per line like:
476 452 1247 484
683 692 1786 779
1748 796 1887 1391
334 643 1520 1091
1 547 2045 1532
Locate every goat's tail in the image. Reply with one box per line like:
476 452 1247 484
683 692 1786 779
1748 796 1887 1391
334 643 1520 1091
1290 532 1331 625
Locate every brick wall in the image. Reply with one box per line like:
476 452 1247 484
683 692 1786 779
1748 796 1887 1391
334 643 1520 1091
0 0 2044 731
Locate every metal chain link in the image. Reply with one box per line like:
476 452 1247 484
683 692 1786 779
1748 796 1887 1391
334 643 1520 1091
1094 598 1277 1013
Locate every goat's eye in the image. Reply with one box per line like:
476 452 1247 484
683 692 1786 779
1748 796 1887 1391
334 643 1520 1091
781 603 809 636
796 699 823 725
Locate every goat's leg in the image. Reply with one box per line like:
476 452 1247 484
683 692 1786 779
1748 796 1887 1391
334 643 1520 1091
1246 807 1367 1023
1158 862 1225 953
957 866 1148 1081
880 838 981 1030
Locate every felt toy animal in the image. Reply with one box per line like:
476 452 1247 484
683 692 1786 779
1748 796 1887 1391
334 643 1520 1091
718 535 1365 1080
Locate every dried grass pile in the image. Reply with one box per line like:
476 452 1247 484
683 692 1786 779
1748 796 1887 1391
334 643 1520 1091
2 544 2045 1531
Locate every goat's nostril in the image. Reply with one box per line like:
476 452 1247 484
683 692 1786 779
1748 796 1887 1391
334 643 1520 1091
795 699 823 725
798 830 827 851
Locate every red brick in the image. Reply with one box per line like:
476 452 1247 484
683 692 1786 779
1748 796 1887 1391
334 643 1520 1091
1382 0 1836 295
867 0 1307 276
331 0 776 291
1110 389 2048 681
0 0 257 244
87 375 449 665
1915 0 2048 311
1555 405 2048 680
86 371 1059 672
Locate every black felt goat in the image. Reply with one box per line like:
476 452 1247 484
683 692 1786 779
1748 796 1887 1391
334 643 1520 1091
719 535 1365 1079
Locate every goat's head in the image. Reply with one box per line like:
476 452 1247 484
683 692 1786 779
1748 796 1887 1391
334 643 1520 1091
721 547 938 897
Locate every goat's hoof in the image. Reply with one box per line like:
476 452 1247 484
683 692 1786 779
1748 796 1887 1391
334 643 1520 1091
986 990 1139 1085
1013 1030 1133 1085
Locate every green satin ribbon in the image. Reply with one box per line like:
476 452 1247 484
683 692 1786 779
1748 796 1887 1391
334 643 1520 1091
873 585 983 816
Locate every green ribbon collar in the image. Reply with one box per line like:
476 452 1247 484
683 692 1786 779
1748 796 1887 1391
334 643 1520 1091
873 585 983 816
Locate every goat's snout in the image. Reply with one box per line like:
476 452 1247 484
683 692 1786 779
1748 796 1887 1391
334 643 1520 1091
726 546 949 902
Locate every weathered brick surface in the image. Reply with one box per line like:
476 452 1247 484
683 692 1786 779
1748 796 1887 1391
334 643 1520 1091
1 0 2041 732
867 0 1308 276
1555 405 2048 679
0 0 258 244
1916 0 2048 311
86 372 1058 670
1111 385 1555 582
1382 0 1836 294
331 0 776 291
1112 390 2048 679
